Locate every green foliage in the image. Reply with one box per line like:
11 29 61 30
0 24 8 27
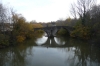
32 23 43 28
57 28 70 36
37 30 44 33
33 30 44 38
92 22 100 37
16 35 26 43
71 26 91 39
0 34 9 46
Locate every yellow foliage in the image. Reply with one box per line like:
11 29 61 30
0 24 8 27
32 24 43 28
16 36 26 43
70 26 91 39
12 13 44 42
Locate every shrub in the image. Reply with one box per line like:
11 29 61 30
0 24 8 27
70 26 91 39
57 28 70 36
16 36 26 43
0 34 9 46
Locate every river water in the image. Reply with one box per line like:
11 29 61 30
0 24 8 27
0 36 100 66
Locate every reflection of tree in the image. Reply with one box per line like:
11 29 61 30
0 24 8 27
0 44 34 66
55 37 100 66
74 43 100 66
61 38 100 66
0 37 100 66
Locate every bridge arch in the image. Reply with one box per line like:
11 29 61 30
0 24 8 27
34 26 74 38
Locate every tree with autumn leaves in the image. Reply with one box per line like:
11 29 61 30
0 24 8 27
0 2 43 47
70 0 100 39
11 14 43 43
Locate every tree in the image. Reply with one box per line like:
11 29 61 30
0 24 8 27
70 3 77 19
89 5 100 37
90 5 100 23
0 3 7 32
71 0 96 26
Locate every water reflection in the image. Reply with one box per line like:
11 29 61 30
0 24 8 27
0 36 100 66
35 36 71 47
35 36 47 45
34 36 100 66
0 41 35 66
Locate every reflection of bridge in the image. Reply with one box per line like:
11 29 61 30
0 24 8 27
36 37 73 48
34 26 74 38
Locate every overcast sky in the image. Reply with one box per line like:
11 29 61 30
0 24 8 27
2 0 100 22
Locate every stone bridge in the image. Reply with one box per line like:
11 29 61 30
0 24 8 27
34 26 74 38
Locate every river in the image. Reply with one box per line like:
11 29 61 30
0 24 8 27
0 35 100 66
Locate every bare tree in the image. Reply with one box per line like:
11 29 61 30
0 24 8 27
89 5 100 30
71 0 96 26
70 3 77 19
90 5 100 20
0 3 7 33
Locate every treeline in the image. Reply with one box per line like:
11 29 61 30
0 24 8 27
0 0 100 48
0 2 43 48
56 0 100 40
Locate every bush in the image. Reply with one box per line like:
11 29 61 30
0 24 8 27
70 26 91 39
16 36 26 43
0 34 9 46
57 28 70 36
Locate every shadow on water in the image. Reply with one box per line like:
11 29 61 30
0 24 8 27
0 36 100 66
